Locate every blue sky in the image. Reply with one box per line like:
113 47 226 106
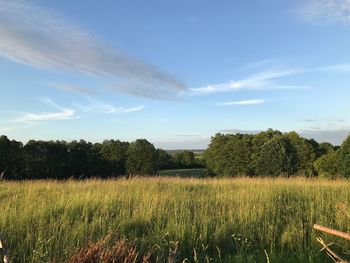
1 0 350 149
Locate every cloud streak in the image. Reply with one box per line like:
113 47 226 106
190 62 350 96
75 98 145 114
299 0 350 25
12 98 77 123
50 83 96 95
190 68 308 95
218 99 265 106
0 1 186 99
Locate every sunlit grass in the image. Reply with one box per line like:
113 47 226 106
1 177 350 262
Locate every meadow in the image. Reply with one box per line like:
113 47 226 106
0 177 350 262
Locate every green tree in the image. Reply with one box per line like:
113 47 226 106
173 150 196 168
249 129 282 175
0 135 23 179
314 150 339 178
338 134 350 178
204 133 252 176
157 149 174 170
67 140 94 179
98 140 129 176
285 132 316 176
126 139 158 175
255 136 297 177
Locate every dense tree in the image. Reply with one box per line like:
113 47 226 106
204 133 252 176
0 135 23 179
338 134 350 178
255 136 296 176
249 129 282 175
156 149 173 170
97 140 129 176
173 150 196 168
66 140 94 179
314 150 339 178
0 130 346 179
285 132 316 176
306 139 334 159
126 139 158 175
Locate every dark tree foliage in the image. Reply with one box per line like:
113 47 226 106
204 129 337 177
173 150 196 168
156 149 174 170
255 135 299 177
126 139 159 175
285 132 316 176
0 130 347 179
314 150 339 178
338 134 350 178
0 136 168 179
204 133 252 176
96 140 129 177
0 135 23 179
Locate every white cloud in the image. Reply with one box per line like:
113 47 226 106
190 68 307 95
76 98 145 114
190 62 350 96
12 98 77 123
218 99 265 106
17 109 75 122
299 0 350 25
118 105 144 113
0 1 186 99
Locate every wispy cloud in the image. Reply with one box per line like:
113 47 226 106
190 62 350 96
118 105 144 113
75 98 145 114
0 1 186 99
218 99 265 106
17 109 75 122
316 64 350 72
190 68 308 95
298 0 350 25
50 83 96 95
12 98 77 123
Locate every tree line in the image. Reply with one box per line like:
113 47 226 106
204 129 350 178
0 136 201 180
1 128 349 179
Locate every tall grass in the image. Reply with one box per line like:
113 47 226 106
0 177 350 262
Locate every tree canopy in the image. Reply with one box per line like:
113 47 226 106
0 129 348 179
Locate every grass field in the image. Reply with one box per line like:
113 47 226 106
1 177 350 262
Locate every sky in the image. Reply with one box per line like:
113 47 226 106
1 0 350 149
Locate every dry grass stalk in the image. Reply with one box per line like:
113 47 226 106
67 237 151 263
0 234 10 263
314 224 350 241
316 237 348 263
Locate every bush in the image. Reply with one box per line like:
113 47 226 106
338 134 350 178
314 150 339 178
